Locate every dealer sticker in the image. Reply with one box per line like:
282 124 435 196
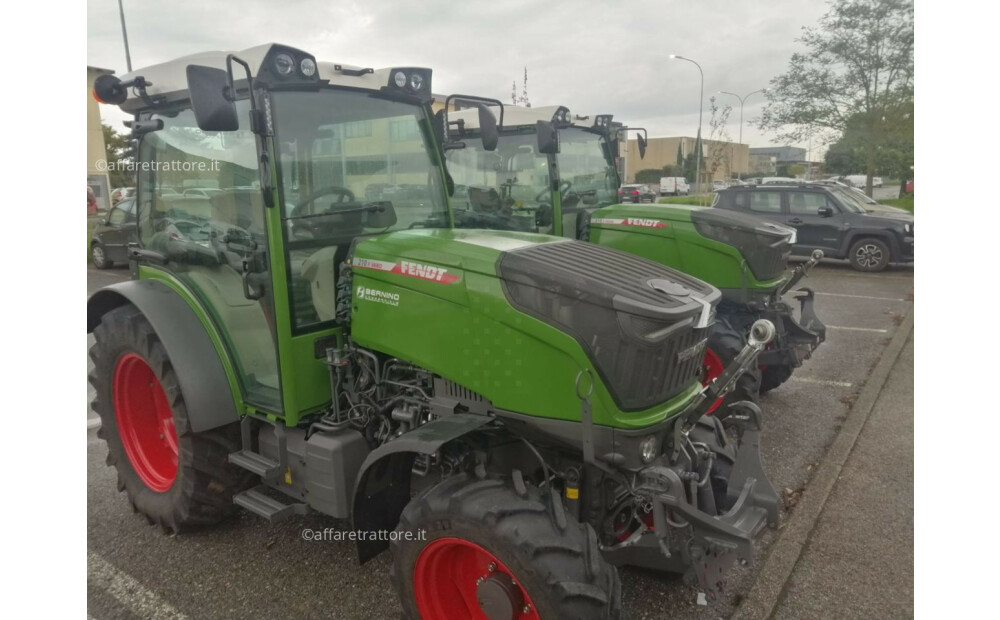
355 285 400 307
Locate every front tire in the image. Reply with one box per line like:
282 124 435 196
392 473 622 620
90 304 252 532
91 242 112 269
848 237 890 272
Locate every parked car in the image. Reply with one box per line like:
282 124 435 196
110 187 135 203
761 176 798 185
810 180 909 214
905 179 914 193
90 197 138 269
183 187 222 198
873 176 883 188
715 182 913 272
618 184 657 203
659 176 690 196
712 180 729 191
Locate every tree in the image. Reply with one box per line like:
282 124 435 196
635 169 663 184
760 0 913 195
103 124 135 188
705 97 734 197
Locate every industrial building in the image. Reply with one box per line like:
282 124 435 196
622 136 749 186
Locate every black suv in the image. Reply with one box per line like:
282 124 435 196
618 184 657 203
714 183 913 271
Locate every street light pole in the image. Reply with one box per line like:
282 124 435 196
669 55 703 194
118 0 132 72
719 88 766 180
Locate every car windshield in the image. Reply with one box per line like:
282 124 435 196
446 130 554 233
828 187 868 213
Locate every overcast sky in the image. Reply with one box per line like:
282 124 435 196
88 0 831 156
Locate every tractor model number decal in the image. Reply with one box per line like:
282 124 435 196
590 217 667 229
353 258 461 284
355 285 400 307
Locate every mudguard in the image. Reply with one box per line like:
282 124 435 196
87 279 240 433
351 413 494 563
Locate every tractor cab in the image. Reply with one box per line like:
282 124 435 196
444 104 629 239
93 44 454 422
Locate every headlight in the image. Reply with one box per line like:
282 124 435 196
299 58 317 77
409 73 424 90
393 71 407 88
904 223 912 234
274 53 295 77
639 435 659 463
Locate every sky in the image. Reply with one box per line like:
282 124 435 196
88 0 831 157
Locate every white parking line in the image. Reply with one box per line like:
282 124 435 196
790 377 854 388
815 292 907 302
88 551 189 620
826 325 889 333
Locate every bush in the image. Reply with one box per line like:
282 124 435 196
656 194 714 206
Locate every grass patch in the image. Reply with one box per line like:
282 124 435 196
879 195 914 213
656 194 714 206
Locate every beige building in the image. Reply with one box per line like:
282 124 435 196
88 66 115 212
621 136 749 186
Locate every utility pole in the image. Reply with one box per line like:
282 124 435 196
719 88 766 180
669 55 703 194
118 0 132 72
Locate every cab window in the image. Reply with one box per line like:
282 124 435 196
788 192 833 215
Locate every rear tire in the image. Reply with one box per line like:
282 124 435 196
848 237 890 272
392 473 622 620
90 304 252 532
704 314 760 417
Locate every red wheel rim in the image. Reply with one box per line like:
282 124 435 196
701 348 725 415
113 353 178 492
414 537 541 620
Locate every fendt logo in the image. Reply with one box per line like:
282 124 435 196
590 217 667 229
677 339 708 363
353 257 461 284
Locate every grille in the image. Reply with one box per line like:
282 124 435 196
692 209 793 282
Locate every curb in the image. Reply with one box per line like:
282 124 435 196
732 307 914 620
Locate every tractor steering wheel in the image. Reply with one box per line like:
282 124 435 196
289 186 357 239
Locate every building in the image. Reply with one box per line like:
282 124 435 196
748 146 807 162
88 66 115 213
749 153 777 175
622 136 749 186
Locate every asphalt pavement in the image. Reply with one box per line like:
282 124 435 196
86 260 914 619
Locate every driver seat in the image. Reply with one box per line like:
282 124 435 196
301 246 339 321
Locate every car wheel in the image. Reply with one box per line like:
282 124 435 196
848 237 890 272
91 242 112 269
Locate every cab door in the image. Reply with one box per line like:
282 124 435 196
136 104 284 415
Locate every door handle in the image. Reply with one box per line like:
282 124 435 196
787 218 803 225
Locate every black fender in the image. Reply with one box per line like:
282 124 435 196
87 279 240 433
351 413 494 563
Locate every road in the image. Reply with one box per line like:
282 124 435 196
86 261 914 619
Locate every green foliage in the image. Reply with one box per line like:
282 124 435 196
879 196 913 213
635 168 664 184
761 0 913 190
103 124 135 188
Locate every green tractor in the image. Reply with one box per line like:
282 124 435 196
88 44 780 618
442 102 825 413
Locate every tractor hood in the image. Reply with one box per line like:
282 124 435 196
351 228 721 413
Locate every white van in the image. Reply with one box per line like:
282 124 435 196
659 177 690 196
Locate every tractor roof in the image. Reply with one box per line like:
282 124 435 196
113 43 430 114
449 104 604 132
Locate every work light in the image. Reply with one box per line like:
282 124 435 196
274 53 295 76
409 73 424 91
394 71 407 88
639 435 659 463
300 58 317 77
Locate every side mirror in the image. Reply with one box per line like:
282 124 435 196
186 65 239 132
98 218 108 226
364 201 397 228
476 104 499 152
637 134 647 159
537 120 560 154
818 206 834 217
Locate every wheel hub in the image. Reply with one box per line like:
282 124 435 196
477 573 524 620
113 353 179 492
856 244 883 268
701 348 725 414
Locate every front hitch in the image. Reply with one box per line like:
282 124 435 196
779 249 823 296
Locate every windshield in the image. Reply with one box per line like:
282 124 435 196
446 131 553 234
272 89 448 330
556 127 618 203
828 187 868 213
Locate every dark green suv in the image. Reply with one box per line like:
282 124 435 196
715 183 913 272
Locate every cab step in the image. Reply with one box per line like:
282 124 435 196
228 450 282 481
233 486 308 522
